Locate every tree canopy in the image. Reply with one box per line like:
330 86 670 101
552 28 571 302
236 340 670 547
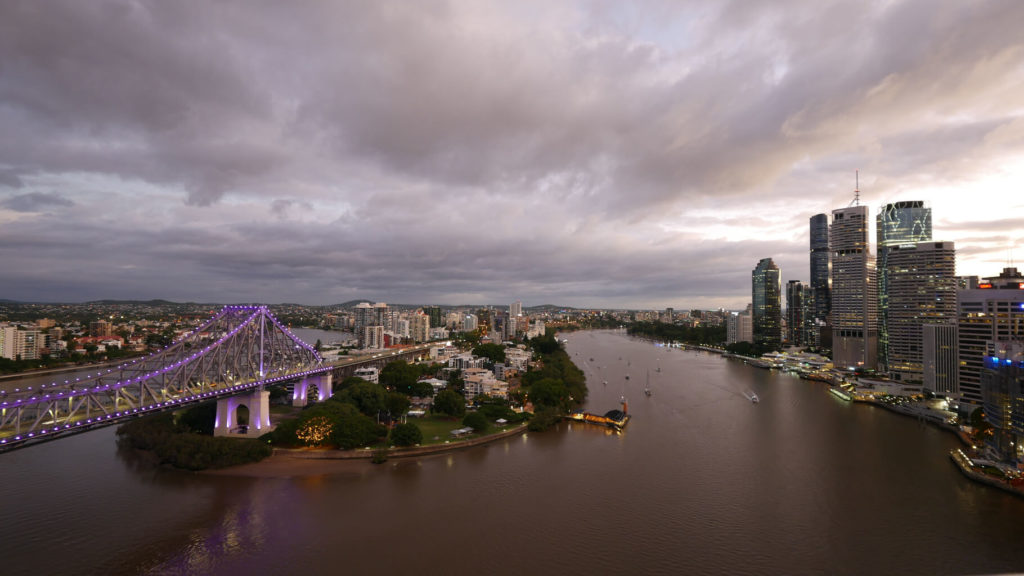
381 360 436 397
472 343 506 364
268 399 386 449
390 422 422 447
462 411 489 433
433 389 466 418
335 380 387 417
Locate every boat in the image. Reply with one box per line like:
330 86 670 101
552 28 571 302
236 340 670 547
750 393 759 404
644 370 652 397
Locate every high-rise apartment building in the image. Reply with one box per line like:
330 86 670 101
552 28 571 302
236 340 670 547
831 205 877 370
510 300 523 319
957 267 1024 407
0 324 40 360
353 302 374 331
423 306 443 330
373 303 390 330
877 201 933 371
752 258 782 349
809 213 831 348
726 310 753 344
884 241 956 382
786 280 806 346
410 313 430 343
362 325 384 350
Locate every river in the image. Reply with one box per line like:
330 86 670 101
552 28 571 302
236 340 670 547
1 330 1023 575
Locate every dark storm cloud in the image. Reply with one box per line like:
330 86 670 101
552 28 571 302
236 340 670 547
0 0 1022 307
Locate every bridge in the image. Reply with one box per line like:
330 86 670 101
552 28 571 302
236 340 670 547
0 305 435 453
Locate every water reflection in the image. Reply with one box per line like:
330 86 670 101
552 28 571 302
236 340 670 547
6 330 1024 575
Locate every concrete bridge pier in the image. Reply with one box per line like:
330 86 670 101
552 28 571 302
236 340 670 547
292 373 332 407
213 389 272 438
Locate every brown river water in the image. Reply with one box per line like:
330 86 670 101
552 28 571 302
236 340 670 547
2 329 1023 575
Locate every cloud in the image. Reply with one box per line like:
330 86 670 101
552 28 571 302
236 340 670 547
1 191 74 212
0 0 1022 307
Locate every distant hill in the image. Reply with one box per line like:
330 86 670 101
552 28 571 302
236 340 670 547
526 304 577 312
83 299 224 306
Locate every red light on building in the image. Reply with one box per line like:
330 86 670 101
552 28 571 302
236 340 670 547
979 283 993 289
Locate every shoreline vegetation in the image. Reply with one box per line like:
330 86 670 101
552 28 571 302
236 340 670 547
115 329 587 472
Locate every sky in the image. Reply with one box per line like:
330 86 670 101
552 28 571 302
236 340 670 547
1 1 1023 310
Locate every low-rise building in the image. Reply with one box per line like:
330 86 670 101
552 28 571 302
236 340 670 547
354 366 379 384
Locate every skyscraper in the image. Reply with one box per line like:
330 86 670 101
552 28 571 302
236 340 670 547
786 280 806 346
981 341 1024 463
809 213 831 348
877 201 932 371
923 324 958 397
831 205 877 370
884 241 956 383
957 267 1024 408
510 300 523 318
752 258 782 349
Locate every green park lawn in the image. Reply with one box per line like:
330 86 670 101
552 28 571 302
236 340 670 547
406 415 467 445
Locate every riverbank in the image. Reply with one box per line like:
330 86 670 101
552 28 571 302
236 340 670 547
949 448 1024 499
207 423 528 477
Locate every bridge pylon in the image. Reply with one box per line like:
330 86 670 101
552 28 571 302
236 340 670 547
214 389 271 438
292 373 333 407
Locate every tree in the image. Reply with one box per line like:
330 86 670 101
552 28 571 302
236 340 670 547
314 339 322 352
529 332 561 355
296 416 334 447
390 422 423 447
457 329 482 347
178 401 217 435
335 380 387 417
462 411 489 433
380 360 418 393
529 378 571 410
970 407 993 439
336 376 367 394
447 369 465 395
269 400 387 450
472 343 506 364
433 389 466 418
528 407 563 432
326 403 387 449
385 392 411 417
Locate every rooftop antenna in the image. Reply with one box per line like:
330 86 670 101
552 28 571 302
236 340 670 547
849 170 860 207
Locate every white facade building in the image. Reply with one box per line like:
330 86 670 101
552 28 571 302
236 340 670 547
0 324 40 360
354 366 379 384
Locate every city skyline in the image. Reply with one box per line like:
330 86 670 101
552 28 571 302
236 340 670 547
1 1 1023 309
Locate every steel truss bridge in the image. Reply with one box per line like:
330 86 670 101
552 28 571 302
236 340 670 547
0 305 329 453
